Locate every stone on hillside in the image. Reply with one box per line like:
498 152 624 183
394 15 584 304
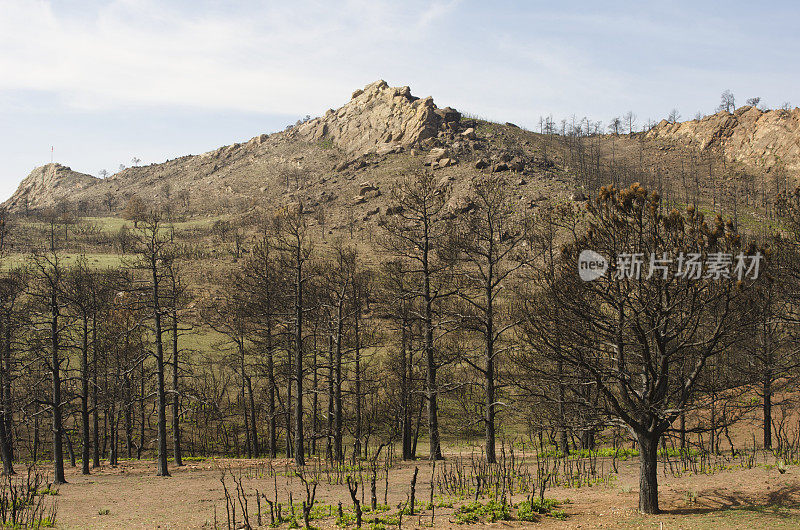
296 80 459 155
425 147 451 166
461 127 476 140
474 158 489 169
359 182 377 194
385 205 404 215
429 147 448 159
376 144 402 156
508 158 525 172
435 106 461 123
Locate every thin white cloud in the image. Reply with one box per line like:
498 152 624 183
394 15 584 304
0 0 462 114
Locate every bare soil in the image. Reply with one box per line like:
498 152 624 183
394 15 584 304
47 451 800 529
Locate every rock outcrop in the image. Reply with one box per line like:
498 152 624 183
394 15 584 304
646 106 800 174
295 80 459 155
6 164 99 211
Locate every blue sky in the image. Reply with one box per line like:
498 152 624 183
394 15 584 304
1 0 797 200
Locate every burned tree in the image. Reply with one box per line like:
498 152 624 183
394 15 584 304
455 175 525 463
381 172 455 461
517 184 756 513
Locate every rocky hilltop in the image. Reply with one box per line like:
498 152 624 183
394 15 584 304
647 106 800 173
6 164 100 211
295 80 461 154
3 80 566 222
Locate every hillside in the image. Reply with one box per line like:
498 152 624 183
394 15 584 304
5 82 800 238
647 105 800 174
3 81 576 229
6 163 100 212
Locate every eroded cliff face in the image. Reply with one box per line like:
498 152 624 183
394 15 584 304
647 106 800 174
6 164 99 211
295 79 460 154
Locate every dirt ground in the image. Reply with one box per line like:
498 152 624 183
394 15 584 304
46 452 800 529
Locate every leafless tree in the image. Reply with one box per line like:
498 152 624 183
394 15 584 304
380 172 456 460
718 89 736 113
516 184 757 513
454 175 525 463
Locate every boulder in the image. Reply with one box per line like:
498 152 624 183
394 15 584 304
461 127 476 140
438 175 454 188
359 182 378 195
385 205 404 215
376 143 402 156
429 147 448 159
295 80 460 155
435 106 461 123
508 158 525 172
425 147 451 166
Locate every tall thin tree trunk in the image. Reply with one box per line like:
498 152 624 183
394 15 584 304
763 373 772 450
81 317 91 474
247 375 258 458
294 249 305 466
152 264 170 477
50 290 67 484
354 305 362 460
286 344 292 459
326 332 334 462
401 321 412 460
312 341 318 456
267 326 276 458
172 311 183 466
484 279 496 464
138 360 145 460
334 304 344 462
92 317 100 468
0 315 14 475
240 342 251 459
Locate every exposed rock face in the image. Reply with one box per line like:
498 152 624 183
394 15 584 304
6 164 99 211
646 106 800 173
295 80 456 154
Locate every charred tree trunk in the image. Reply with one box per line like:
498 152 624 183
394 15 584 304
267 326 276 458
80 317 91 474
172 310 183 466
294 246 305 466
0 315 14 475
92 317 100 467
763 372 772 450
152 264 170 477
334 302 344 462
636 432 660 514
50 289 67 484
484 279 496 464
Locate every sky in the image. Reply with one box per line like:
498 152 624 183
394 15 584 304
1 0 798 201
